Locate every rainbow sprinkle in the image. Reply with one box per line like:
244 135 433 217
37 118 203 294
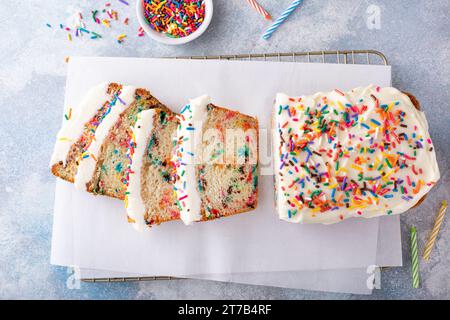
142 0 206 38
117 34 127 44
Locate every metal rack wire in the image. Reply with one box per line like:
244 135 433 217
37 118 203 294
172 49 388 65
81 49 389 283
82 275 178 283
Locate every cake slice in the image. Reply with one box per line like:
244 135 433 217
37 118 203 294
272 84 440 224
50 82 122 183
172 95 259 225
73 86 170 199
125 108 181 229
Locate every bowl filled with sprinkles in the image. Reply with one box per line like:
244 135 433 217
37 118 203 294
137 0 213 45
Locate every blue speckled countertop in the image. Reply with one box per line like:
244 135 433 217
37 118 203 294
0 0 448 299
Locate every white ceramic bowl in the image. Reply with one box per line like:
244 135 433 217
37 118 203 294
136 0 213 45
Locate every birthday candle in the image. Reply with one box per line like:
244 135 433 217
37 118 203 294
262 0 304 40
245 0 272 20
410 226 420 289
423 200 447 261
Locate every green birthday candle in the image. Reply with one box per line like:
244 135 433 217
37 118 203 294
410 226 420 288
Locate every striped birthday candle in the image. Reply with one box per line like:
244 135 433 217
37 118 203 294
423 200 447 261
410 226 420 289
246 0 272 20
262 0 304 40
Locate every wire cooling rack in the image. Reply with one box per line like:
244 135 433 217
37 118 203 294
172 49 388 65
81 49 389 283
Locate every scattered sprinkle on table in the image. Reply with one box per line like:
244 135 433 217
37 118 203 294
142 0 206 38
45 2 146 45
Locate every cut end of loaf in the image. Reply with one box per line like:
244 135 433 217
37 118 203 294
198 104 259 221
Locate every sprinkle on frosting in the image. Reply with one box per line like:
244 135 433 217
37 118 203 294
273 85 440 224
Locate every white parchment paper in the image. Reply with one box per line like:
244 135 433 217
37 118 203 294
76 215 401 295
51 57 395 282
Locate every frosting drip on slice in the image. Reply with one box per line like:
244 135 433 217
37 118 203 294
74 86 137 190
273 84 440 224
125 109 156 231
50 82 112 167
172 95 210 225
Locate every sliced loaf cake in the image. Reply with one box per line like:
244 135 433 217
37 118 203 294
50 82 122 183
172 95 259 225
74 86 170 200
125 108 180 229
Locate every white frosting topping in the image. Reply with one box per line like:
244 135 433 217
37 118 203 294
74 86 137 190
273 84 440 224
50 82 111 167
172 95 211 225
125 109 156 231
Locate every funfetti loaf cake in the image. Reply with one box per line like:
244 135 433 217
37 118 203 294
73 85 170 199
172 95 259 225
125 108 181 230
272 85 440 224
124 95 259 229
50 82 122 182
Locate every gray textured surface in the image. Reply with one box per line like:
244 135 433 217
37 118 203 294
0 0 448 299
